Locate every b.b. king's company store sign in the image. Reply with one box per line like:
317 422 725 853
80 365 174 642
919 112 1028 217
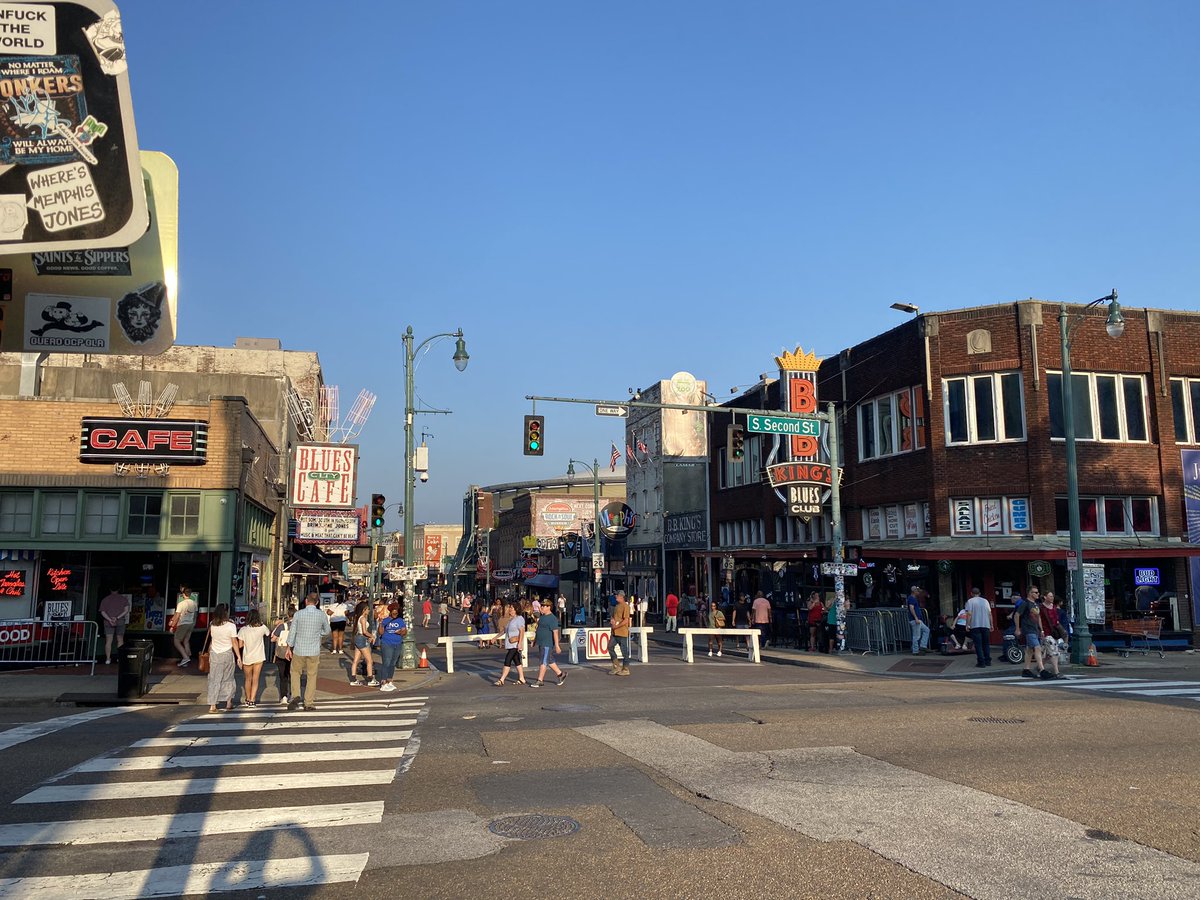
290 444 358 509
79 417 208 464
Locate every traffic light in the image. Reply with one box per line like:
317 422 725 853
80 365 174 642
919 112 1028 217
370 493 386 529
523 414 544 456
727 424 745 461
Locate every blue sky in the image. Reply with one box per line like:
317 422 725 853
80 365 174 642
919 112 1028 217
118 0 1200 522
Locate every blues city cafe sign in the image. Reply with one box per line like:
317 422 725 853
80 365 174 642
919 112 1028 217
79 416 207 463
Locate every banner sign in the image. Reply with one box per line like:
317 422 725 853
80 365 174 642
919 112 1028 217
663 511 707 550
79 416 206 463
293 509 360 545
0 0 149 255
290 443 357 509
424 534 443 569
1183 449 1200 629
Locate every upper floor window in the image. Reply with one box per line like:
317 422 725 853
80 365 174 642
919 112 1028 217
127 494 163 537
1047 372 1148 442
83 494 119 535
41 493 77 535
0 492 33 535
944 372 1025 445
858 386 926 461
1054 495 1157 536
1170 377 1200 444
168 494 200 536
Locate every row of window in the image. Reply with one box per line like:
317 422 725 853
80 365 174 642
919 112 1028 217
858 386 927 461
0 491 201 539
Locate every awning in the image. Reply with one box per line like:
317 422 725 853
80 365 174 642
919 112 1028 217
523 573 560 589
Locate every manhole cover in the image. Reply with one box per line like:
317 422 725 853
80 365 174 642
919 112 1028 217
488 814 581 840
541 703 598 713
967 716 1026 725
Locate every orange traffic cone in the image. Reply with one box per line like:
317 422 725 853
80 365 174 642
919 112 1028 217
1085 643 1099 667
418 647 429 669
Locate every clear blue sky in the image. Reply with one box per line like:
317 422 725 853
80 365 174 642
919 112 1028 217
119 0 1200 522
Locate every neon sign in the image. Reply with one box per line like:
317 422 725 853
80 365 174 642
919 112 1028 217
0 570 26 597
46 567 71 591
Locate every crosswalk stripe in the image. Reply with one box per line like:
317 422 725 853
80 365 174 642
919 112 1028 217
0 801 383 848
167 717 417 732
957 675 1122 685
1050 680 1198 691
0 853 370 899
135 730 413 748
16 769 399 804
73 745 408 772
1125 687 1200 696
205 707 422 720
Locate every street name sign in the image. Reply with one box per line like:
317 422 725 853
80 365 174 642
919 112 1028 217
746 414 820 437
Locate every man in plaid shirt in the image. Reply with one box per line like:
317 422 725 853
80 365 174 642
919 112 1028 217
285 592 331 709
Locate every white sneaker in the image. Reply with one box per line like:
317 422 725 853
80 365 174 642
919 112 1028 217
280 696 290 705
708 650 713 657
179 658 190 668
717 650 722 657
380 683 397 692
367 679 379 686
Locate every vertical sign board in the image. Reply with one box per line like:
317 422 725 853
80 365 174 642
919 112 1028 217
0 1 148 255
290 443 358 509
0 148 177 353
1183 449 1200 629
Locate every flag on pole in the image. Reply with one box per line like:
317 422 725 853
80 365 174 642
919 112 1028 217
610 443 620 471
636 438 650 459
627 443 642 467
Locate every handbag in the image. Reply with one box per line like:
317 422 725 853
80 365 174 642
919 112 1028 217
198 630 212 673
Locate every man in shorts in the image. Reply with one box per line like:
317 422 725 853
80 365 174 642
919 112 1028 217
494 603 528 686
1015 586 1053 679
98 585 130 665
529 600 567 688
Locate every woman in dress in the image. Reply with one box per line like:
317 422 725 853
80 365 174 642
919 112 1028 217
236 610 269 707
206 603 242 713
349 600 378 686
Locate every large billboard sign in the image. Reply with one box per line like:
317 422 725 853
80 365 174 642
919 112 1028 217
0 1 148 255
290 443 357 509
1 149 176 353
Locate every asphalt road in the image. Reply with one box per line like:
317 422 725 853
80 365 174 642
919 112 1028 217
0 648 1198 899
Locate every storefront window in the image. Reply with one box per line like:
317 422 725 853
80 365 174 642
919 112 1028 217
127 494 163 537
83 494 120 535
168 495 200 536
0 563 33 619
40 494 77 535
0 493 33 535
37 551 87 620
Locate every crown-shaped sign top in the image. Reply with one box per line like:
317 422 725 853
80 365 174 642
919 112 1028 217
775 346 822 372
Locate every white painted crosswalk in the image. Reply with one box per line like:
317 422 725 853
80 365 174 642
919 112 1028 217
0 694 429 899
954 673 1200 705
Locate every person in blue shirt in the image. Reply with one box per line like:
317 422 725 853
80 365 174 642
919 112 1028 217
906 586 930 655
377 601 407 692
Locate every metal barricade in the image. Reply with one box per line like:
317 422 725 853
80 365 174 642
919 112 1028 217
0 619 99 675
845 610 884 655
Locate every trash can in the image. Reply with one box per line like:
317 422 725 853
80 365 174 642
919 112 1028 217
117 639 154 699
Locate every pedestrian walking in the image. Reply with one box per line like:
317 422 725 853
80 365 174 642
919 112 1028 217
421 597 432 628
906 585 930 655
806 592 823 651
326 594 349 655
285 592 331 710
349 600 379 686
206 603 242 713
529 601 567 688
494 603 528 686
751 590 772 649
965 587 993 668
98 585 130 665
707 600 725 657
607 590 633 676
460 595 472 625
170 584 197 666
236 610 269 707
377 601 407 692
1015 587 1052 679
270 606 294 704
665 592 679 632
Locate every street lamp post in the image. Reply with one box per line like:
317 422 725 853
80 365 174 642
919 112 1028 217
1059 290 1124 664
402 325 469 569
567 458 602 623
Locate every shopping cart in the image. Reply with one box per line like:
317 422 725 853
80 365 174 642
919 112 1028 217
1111 617 1165 659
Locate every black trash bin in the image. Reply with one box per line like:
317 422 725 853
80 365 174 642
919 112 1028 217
117 639 154 699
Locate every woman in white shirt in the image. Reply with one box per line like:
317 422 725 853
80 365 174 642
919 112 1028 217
206 603 242 713
237 610 270 707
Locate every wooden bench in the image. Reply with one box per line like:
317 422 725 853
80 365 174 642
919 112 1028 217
677 627 761 664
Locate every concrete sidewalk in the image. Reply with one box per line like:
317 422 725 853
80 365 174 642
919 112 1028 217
647 628 1200 679
0 646 437 707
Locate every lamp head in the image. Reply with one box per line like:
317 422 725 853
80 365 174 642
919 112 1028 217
566 461 576 477
452 334 469 372
890 302 919 315
1104 291 1124 339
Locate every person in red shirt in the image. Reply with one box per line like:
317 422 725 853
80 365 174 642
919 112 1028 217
665 593 679 632
805 592 824 651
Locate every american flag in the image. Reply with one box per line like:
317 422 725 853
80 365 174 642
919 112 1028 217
637 438 650 458
610 443 620 471
627 443 642 468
